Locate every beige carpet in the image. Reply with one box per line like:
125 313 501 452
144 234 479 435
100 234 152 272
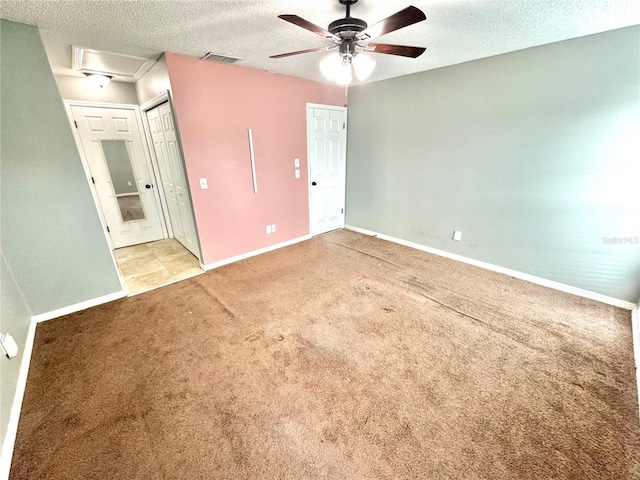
10 230 640 479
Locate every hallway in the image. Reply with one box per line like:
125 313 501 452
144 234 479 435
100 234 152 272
113 239 202 295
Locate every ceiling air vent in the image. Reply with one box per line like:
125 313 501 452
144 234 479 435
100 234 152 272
201 52 242 64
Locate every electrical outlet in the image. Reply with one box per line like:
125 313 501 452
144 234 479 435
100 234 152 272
271 224 276 233
294 158 300 168
453 230 462 241
0 333 19 358
199 178 208 190
295 169 300 178
266 225 272 234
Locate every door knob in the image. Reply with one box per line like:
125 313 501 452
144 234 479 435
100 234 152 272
311 181 317 186
145 184 152 189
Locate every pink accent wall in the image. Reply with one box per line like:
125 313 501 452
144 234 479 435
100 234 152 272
165 52 345 265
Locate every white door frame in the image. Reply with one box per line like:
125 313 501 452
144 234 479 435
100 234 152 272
64 100 170 250
139 91 203 263
306 103 348 236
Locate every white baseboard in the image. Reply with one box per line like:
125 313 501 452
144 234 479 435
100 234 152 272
202 235 312 271
30 290 126 324
0 318 37 480
632 307 640 419
632 307 639 365
345 225 636 311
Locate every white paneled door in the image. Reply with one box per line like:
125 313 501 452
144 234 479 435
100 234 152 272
71 106 165 248
146 102 200 259
307 105 347 236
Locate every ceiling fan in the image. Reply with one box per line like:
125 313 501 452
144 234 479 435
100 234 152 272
270 0 427 84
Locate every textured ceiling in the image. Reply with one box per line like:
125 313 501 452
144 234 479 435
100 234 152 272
1 0 639 86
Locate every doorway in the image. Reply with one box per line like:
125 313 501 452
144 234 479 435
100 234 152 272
307 104 348 236
70 105 166 248
113 238 201 295
66 101 203 295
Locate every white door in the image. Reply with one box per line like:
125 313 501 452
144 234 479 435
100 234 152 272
146 103 200 259
71 106 165 248
307 105 347 236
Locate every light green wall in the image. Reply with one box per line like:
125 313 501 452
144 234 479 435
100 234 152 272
135 54 170 105
55 74 139 104
346 26 640 302
1 19 122 314
0 255 31 452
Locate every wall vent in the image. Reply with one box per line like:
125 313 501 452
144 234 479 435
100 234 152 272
201 52 242 64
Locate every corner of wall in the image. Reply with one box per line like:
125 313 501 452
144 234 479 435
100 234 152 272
0 319 36 480
0 254 33 479
1 19 122 315
135 54 171 106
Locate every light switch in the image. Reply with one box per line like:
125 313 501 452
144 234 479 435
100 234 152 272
453 230 462 241
294 158 300 168
199 178 208 190
295 169 300 178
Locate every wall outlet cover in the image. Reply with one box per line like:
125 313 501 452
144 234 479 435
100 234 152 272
453 230 462 241
199 178 208 189
272 224 276 233
0 333 19 358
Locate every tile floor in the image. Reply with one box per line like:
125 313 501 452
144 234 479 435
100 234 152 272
113 239 203 295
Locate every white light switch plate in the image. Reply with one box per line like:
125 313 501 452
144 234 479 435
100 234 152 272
453 230 462 241
199 178 208 190
295 169 300 178
294 158 300 168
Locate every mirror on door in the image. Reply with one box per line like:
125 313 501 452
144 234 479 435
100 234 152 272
100 140 146 222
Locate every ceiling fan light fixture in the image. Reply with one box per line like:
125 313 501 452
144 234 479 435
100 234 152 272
352 53 376 80
319 53 342 81
85 73 112 88
334 58 353 85
272 1 426 84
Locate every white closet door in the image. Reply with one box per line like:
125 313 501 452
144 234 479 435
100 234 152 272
147 103 200 259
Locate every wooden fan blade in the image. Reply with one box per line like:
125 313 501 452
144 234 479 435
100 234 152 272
270 46 335 59
357 6 426 41
278 14 339 41
364 43 426 58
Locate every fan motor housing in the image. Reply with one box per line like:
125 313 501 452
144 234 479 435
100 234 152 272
328 17 368 36
331 0 366 36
